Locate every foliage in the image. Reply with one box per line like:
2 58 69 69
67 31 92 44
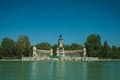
29 45 33 57
70 43 83 50
64 43 83 50
0 34 120 59
36 42 52 50
99 41 112 58
64 44 71 50
16 35 30 58
0 37 17 58
111 45 120 59
85 34 102 57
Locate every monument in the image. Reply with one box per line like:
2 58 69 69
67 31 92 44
57 34 65 57
26 34 87 61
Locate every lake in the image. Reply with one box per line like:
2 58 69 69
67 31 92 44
0 61 120 80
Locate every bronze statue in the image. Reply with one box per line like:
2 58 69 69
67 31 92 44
59 34 62 39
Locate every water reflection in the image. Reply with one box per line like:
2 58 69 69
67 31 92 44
0 61 29 80
28 61 120 80
82 62 87 80
30 62 38 80
29 61 98 80
29 61 50 80
101 61 120 80
57 61 65 80
87 61 102 80
0 61 120 80
49 62 57 80
49 61 65 80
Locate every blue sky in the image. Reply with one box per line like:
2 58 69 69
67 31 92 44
0 0 120 46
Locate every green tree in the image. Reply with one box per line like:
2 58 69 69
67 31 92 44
0 45 2 59
64 43 83 50
0 37 16 58
36 42 52 50
111 45 120 59
99 41 112 58
118 47 120 58
29 45 33 57
64 44 71 50
85 34 102 57
16 35 30 58
70 43 83 50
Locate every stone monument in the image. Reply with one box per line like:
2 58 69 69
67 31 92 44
57 34 65 57
33 46 37 57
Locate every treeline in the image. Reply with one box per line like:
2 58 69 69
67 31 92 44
0 34 120 59
85 34 120 59
0 35 84 59
0 36 31 59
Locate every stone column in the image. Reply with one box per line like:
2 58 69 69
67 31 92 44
62 48 65 56
33 46 37 57
83 48 87 60
56 47 59 56
50 49 53 56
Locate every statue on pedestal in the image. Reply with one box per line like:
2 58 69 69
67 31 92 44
57 34 65 57
59 34 62 39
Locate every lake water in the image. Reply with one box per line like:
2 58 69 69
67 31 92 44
0 61 120 80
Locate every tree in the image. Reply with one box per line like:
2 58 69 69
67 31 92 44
29 45 33 57
99 41 112 58
64 44 71 50
118 47 120 58
70 43 83 50
85 34 102 57
16 35 30 58
111 45 120 59
64 43 83 50
0 37 16 58
0 45 2 59
36 42 52 50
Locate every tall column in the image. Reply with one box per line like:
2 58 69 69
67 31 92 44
33 46 37 57
56 47 59 56
57 34 64 57
83 48 87 60
50 49 53 56
63 48 65 56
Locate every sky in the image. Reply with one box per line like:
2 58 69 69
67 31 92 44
0 0 120 46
